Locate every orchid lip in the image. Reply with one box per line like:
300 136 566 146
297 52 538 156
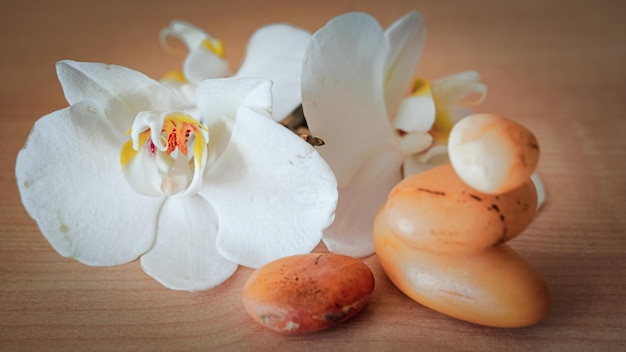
120 111 209 197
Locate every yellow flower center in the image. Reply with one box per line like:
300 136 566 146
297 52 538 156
120 112 209 196
162 117 199 156
202 38 225 58
410 78 453 144
161 70 187 84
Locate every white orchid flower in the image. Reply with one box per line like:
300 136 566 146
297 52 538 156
160 19 310 121
301 11 494 257
15 60 337 291
302 11 548 257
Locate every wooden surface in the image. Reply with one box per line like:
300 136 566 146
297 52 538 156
1 0 625 350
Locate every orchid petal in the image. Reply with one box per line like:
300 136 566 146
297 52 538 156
531 172 546 210
196 78 273 165
448 105 474 125
417 145 449 163
184 46 232 84
235 24 311 121
160 80 197 110
403 146 450 177
201 107 337 269
160 20 231 84
160 20 214 55
302 12 397 187
15 100 162 266
384 11 425 119
120 130 163 197
394 92 436 133
56 60 181 137
323 150 404 257
141 195 238 291
432 71 487 108
398 131 433 156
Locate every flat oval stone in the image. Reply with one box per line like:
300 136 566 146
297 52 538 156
374 220 550 328
448 113 540 194
242 253 375 335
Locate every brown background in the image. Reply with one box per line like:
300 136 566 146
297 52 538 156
1 0 625 350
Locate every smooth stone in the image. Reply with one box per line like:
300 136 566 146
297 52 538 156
374 220 550 327
448 113 540 195
242 253 375 335
373 164 550 327
382 163 537 254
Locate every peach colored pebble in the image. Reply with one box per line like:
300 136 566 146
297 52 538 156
242 253 375 334
374 163 550 327
383 163 537 254
448 113 540 194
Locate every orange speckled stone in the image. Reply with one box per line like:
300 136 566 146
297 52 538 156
374 163 550 328
242 253 375 334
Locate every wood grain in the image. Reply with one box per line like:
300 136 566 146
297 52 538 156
1 0 625 350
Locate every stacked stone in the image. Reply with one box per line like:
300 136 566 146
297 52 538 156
374 114 549 328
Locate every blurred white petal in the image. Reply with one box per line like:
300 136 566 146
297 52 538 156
403 145 450 177
394 91 436 133
160 19 231 84
384 11 426 119
236 24 311 120
531 172 547 210
323 150 403 257
302 12 396 186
